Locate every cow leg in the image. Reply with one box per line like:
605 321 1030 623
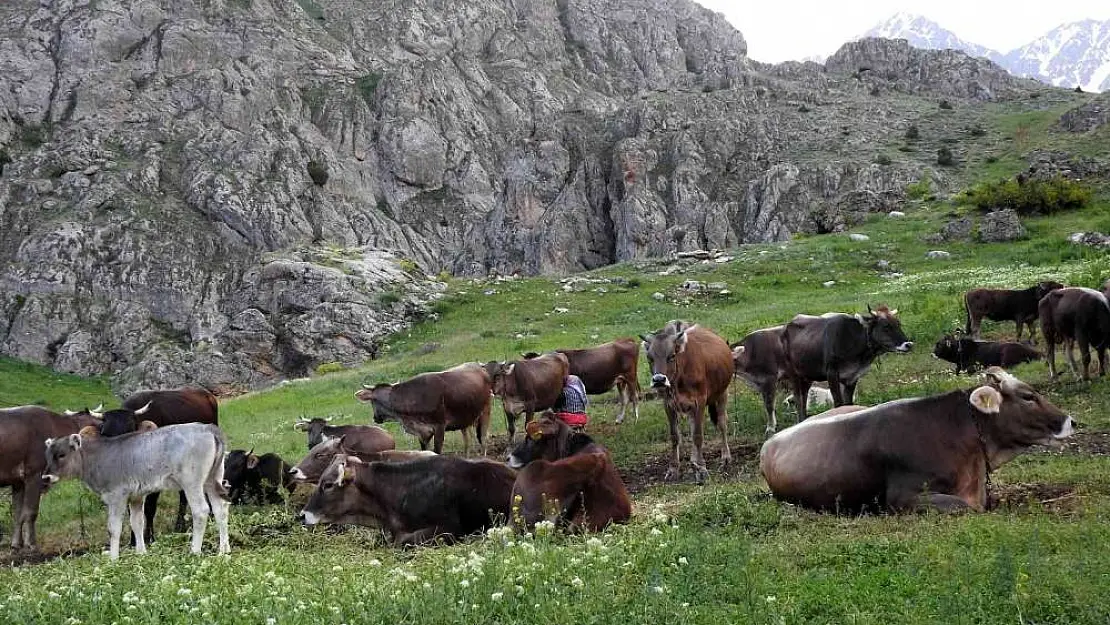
970 315 982 339
1077 334 1092 381
10 483 25 549
18 478 43 550
460 427 471 457
395 526 441 547
141 491 159 544
1063 338 1080 379
662 404 683 482
760 382 778 434
688 404 708 485
504 409 517 446
844 380 859 406
711 394 732 468
1015 319 1024 342
174 491 190 533
104 497 126 560
825 370 846 407
433 423 446 455
615 377 628 424
129 498 147 555
184 487 211 555
793 380 812 420
1046 338 1058 378
914 493 974 513
204 482 231 555
1097 344 1107 377
476 401 490 456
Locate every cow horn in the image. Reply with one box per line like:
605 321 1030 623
63 409 77 416
325 416 334 422
362 384 372 390
134 401 152 416
90 404 104 418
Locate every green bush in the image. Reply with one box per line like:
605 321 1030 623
937 147 956 167
962 175 1093 215
306 160 329 187
874 153 893 166
314 362 345 376
906 173 932 200
378 290 402 306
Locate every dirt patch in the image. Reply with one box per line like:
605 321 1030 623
0 546 91 567
619 441 762 494
988 482 1080 512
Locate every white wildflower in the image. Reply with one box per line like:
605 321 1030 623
651 585 665 594
403 572 418 583
570 577 584 588
535 520 556 537
460 580 471 588
266 618 276 625
177 588 191 596
161 574 175 583
48 591 61 599
681 602 690 608
765 595 777 603
264 571 277 579
368 559 382 567
422 582 431 589
332 565 343 572
586 537 604 549
491 592 504 601
650 528 663 536
678 557 688 566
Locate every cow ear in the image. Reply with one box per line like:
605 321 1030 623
246 454 259 469
969 386 1003 414
889 309 898 316
78 426 99 440
294 420 309 431
675 327 695 354
44 437 54 447
505 363 515 375
731 345 745 359
137 421 158 433
640 333 653 345
982 366 1015 390
69 433 84 449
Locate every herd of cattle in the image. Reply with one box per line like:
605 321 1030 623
1 280 1107 559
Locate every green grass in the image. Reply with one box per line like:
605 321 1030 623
3 102 1110 622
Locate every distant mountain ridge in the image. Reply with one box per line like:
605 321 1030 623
859 13 1110 92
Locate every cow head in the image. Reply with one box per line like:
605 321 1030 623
294 416 336 448
290 437 346 483
298 455 365 526
932 334 963 364
62 404 104 429
484 362 514 397
641 320 696 390
508 415 573 468
42 427 99 485
98 402 153 437
862 306 913 353
1035 280 1065 299
355 384 395 424
223 449 259 490
729 344 746 375
968 367 1073 455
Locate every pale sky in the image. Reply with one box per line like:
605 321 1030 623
694 1 1110 63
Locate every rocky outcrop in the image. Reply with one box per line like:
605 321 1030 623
825 38 1041 101
978 209 1026 242
0 1 1046 387
1058 93 1110 132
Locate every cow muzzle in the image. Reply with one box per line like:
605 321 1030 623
1053 416 1076 442
41 473 60 490
288 467 308 482
297 510 322 526
507 454 524 470
650 374 671 389
894 341 914 353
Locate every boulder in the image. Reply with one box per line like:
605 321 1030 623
978 209 1026 242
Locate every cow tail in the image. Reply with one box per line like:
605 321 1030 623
207 426 230 501
963 297 972 335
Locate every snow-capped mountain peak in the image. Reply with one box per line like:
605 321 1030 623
860 13 1001 62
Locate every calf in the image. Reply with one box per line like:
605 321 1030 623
289 438 435 483
42 423 231 560
641 321 733 483
782 305 913 420
783 385 834 411
101 386 219 540
486 353 569 445
0 407 101 549
730 326 789 433
932 334 1041 373
526 339 642 423
297 454 516 545
964 281 1064 341
223 450 296 505
1039 287 1110 380
761 368 1073 512
293 417 395 453
507 417 631 531
356 363 492 454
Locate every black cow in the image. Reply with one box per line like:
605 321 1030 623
1039 287 1110 380
223 450 295 505
782 306 913 420
932 334 1041 373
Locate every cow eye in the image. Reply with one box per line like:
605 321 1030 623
666 354 676 362
321 481 335 491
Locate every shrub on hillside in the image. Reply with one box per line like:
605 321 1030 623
904 124 920 141
962 175 1093 215
937 147 956 167
906 173 932 200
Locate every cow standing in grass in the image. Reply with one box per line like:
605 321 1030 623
964 281 1064 341
1039 287 1110 380
641 320 733 484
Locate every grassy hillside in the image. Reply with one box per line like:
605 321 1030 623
2 106 1110 622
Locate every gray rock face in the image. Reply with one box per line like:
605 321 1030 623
978 209 1026 242
825 38 1040 101
929 217 974 243
1058 94 1110 132
0 1 1042 388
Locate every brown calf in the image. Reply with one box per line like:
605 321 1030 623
486 353 569 445
1038 287 1110 380
527 339 641 423
964 281 1064 341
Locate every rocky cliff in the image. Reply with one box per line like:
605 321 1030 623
0 0 1051 390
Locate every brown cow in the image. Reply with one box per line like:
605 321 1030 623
289 438 435 483
761 368 1073 512
293 417 396 453
964 281 1064 341
486 353 570 445
356 363 492 455
525 339 641 423
1102 278 1110 301
297 454 516 545
1038 287 1110 380
99 386 219 540
730 325 789 433
640 321 733 484
507 417 631 531
0 406 101 549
